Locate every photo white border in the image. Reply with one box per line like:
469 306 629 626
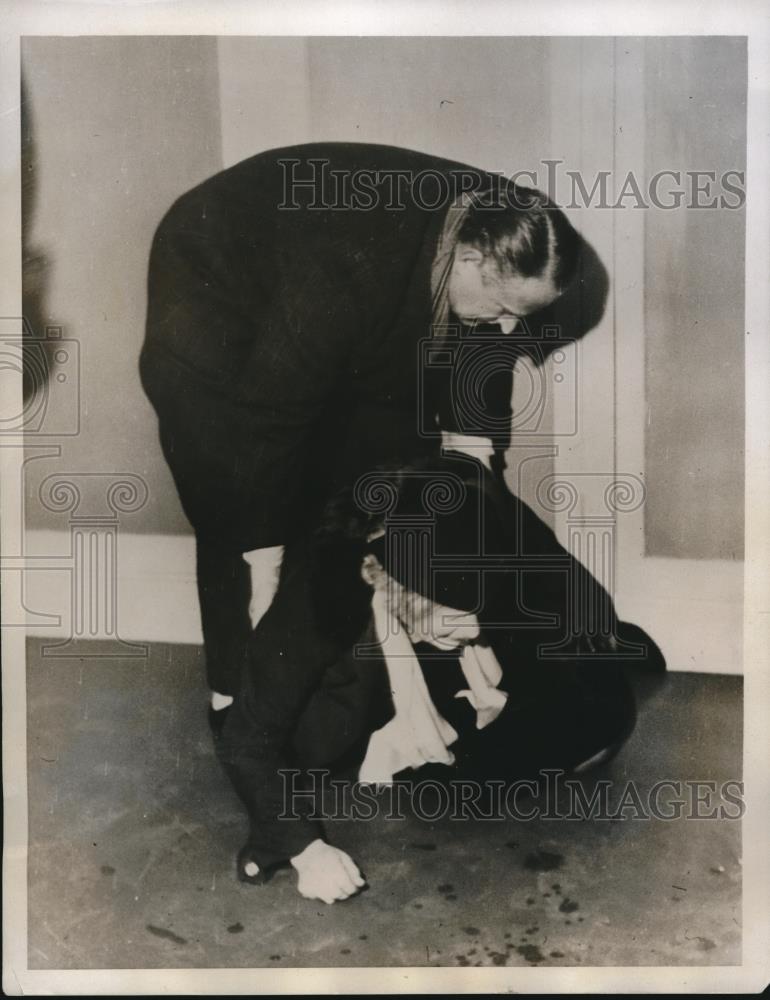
2 0 768 994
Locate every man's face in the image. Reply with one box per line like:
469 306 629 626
447 243 561 333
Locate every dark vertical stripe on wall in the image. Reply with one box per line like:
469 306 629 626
643 36 746 560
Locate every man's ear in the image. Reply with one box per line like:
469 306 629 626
361 553 386 588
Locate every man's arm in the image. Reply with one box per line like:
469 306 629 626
290 839 365 904
215 542 365 901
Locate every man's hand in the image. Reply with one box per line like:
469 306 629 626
290 838 366 904
242 545 284 629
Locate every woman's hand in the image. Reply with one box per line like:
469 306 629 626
290 838 366 904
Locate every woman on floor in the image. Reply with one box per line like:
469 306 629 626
216 452 665 904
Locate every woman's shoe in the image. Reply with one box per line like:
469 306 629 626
572 739 624 774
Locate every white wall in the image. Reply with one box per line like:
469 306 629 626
22 36 223 536
217 36 553 175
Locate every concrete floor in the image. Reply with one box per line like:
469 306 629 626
26 639 742 969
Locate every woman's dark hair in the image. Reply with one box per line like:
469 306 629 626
457 185 581 292
309 457 506 646
309 459 466 647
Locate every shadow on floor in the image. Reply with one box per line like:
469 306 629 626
26 639 742 969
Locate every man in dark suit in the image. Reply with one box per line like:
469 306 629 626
216 452 664 905
139 143 593 712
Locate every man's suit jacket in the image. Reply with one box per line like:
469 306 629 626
139 143 606 555
140 143 495 553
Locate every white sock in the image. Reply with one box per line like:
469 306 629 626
211 691 234 711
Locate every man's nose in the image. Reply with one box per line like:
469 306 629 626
448 614 480 641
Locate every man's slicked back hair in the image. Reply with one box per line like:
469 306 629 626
457 186 581 291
